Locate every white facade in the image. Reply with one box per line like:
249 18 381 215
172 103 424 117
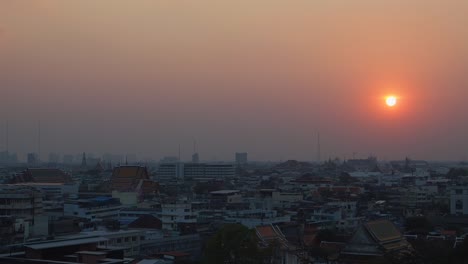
225 210 291 228
157 162 236 180
272 191 303 208
67 230 143 257
160 203 196 231
451 187 468 215
119 208 159 225
64 198 122 222
0 186 43 221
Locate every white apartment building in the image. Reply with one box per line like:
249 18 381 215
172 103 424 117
157 162 235 180
160 202 197 231
0 186 43 221
451 187 468 215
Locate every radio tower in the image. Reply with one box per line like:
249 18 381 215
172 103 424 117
317 132 321 163
4 120 8 154
38 121 41 162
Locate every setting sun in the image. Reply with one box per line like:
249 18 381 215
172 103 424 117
386 96 397 107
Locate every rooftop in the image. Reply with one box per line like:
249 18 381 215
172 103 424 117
210 190 240 195
25 237 108 250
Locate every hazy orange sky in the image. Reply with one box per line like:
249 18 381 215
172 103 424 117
1 0 468 161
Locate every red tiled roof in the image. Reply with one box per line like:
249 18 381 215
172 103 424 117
303 225 319 247
256 225 277 240
16 168 73 184
441 230 457 236
111 166 150 191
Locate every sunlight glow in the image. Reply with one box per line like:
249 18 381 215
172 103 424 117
386 96 397 107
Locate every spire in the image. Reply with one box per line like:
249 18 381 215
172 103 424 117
125 155 128 165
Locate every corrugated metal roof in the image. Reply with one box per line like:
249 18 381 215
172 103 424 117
25 237 108 250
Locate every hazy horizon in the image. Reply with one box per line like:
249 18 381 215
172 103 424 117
1 1 468 161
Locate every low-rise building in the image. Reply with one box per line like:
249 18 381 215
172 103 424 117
0 185 43 222
340 219 413 263
160 202 196 231
450 186 468 215
64 197 122 222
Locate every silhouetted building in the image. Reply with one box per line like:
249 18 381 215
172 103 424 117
13 168 73 184
27 153 39 165
192 153 199 163
235 152 248 165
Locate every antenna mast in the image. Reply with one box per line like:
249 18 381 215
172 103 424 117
38 121 41 161
317 132 321 162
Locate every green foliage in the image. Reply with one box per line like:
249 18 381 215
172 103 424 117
338 172 358 185
447 168 468 180
405 216 433 234
316 229 335 243
202 224 266 264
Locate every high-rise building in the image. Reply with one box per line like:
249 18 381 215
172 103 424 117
157 162 235 180
192 153 199 163
0 151 17 164
48 152 61 164
235 152 248 165
157 162 184 180
63 154 74 164
27 153 39 165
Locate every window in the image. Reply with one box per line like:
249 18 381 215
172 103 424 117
456 200 463 210
117 238 122 243
456 189 463 195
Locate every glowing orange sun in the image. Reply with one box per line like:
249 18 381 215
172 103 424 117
386 96 397 107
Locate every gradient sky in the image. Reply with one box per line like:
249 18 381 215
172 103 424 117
1 0 468 161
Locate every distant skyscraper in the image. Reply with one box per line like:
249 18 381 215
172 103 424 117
192 140 199 163
0 151 8 164
235 152 248 165
160 156 179 163
48 152 60 164
126 154 137 164
27 153 39 165
0 151 17 164
63 154 74 164
192 153 199 163
157 162 235 180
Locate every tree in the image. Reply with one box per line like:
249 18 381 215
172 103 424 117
447 168 468 180
203 224 266 264
453 237 468 263
338 172 358 185
405 216 433 234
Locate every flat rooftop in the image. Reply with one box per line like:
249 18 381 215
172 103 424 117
25 237 108 250
210 190 240 195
